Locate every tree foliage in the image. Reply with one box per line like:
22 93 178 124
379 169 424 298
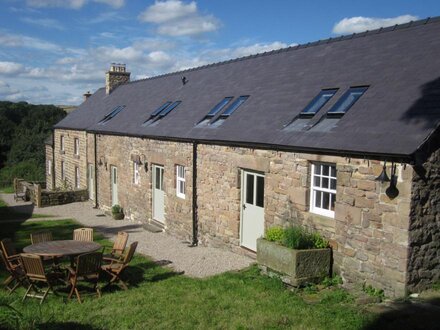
0 101 66 183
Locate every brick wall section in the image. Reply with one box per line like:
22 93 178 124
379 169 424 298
53 129 88 190
407 147 440 292
197 144 413 296
95 134 193 240
45 144 54 190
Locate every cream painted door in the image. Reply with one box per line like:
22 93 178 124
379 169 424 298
111 166 118 206
88 164 94 200
240 170 265 251
152 165 165 223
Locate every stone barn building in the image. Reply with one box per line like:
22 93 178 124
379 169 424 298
46 17 440 297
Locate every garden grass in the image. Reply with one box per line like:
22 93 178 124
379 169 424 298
0 219 375 329
0 186 14 194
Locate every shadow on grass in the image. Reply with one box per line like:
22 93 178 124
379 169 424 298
0 202 34 222
363 298 440 330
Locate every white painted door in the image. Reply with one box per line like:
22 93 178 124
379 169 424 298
88 164 94 200
240 170 265 251
111 166 118 206
152 165 165 223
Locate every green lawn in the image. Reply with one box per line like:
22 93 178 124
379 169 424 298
0 219 375 329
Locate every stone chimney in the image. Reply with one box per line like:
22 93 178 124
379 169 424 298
83 91 92 101
105 63 130 95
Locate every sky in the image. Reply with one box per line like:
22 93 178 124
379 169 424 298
0 0 440 105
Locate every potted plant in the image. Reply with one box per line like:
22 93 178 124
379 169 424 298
257 226 331 286
111 204 124 220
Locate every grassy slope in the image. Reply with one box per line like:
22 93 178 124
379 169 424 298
0 219 373 330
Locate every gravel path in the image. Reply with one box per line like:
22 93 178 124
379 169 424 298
0 193 254 278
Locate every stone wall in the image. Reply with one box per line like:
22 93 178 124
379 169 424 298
39 189 88 207
407 147 440 292
53 129 88 191
95 134 193 241
197 144 413 296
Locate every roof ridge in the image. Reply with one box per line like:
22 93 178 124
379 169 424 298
126 16 440 86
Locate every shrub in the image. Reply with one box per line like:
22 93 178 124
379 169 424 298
111 204 123 214
265 227 285 242
266 225 329 250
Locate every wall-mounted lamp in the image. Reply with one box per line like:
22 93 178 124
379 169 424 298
375 161 390 183
140 154 148 172
385 163 399 199
98 156 107 170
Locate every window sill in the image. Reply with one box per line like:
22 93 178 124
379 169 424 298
176 193 185 200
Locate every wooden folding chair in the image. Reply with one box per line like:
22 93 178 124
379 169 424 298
0 250 27 294
104 232 128 260
1 238 21 267
66 251 102 303
101 241 138 290
30 231 53 244
73 228 94 242
20 253 58 304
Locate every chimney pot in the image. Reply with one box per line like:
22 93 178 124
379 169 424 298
83 91 92 101
106 63 130 94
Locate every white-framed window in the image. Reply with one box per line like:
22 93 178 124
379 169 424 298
48 160 52 175
133 161 140 185
75 166 80 189
310 163 337 218
74 138 79 156
176 165 185 199
61 161 65 180
60 135 65 152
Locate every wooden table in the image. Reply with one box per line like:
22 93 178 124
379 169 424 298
23 240 101 258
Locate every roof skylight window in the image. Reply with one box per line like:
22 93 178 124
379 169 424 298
98 105 125 125
143 101 181 126
283 89 337 132
210 96 249 127
327 87 368 116
196 97 233 127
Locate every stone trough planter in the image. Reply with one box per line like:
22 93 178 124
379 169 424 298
257 238 331 286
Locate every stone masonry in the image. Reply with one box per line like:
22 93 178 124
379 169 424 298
46 128 438 297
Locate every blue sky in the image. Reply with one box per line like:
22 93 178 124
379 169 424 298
0 0 439 105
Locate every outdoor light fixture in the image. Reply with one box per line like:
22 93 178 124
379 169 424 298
375 161 390 183
98 156 107 170
385 163 399 199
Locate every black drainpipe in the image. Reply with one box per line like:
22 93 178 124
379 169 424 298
93 133 98 208
189 141 198 246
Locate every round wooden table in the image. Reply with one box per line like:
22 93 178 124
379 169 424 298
23 240 101 257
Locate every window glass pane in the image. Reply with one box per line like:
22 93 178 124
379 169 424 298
322 177 329 189
256 176 264 207
330 193 336 211
328 87 368 114
179 181 185 195
330 179 336 190
151 102 172 117
322 192 330 210
158 101 181 118
160 169 164 190
314 164 321 175
207 97 233 116
246 174 254 205
314 176 320 187
222 96 249 116
323 165 329 176
331 166 336 177
315 191 322 208
155 168 160 190
301 89 337 115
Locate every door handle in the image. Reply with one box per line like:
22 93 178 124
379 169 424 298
243 204 246 210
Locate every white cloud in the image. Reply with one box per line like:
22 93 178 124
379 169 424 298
0 81 21 100
139 0 196 23
139 0 220 37
26 0 125 9
20 17 64 30
95 46 145 62
0 31 62 52
0 61 25 75
332 15 419 34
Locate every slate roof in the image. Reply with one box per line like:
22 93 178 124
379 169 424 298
55 17 440 160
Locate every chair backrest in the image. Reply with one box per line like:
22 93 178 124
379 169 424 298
30 231 53 245
122 241 138 265
75 252 102 277
20 254 46 281
113 232 129 254
1 238 17 259
73 228 94 242
0 250 12 272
